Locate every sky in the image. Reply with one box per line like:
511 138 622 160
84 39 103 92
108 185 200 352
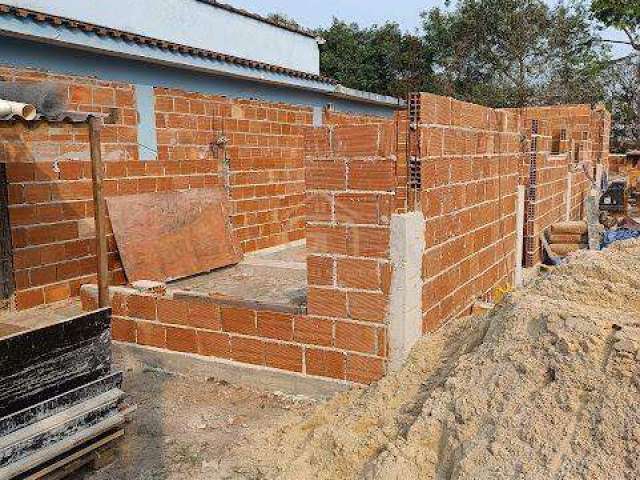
229 0 633 58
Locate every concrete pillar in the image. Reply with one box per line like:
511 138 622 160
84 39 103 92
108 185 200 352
565 171 573 221
515 185 526 288
388 211 425 371
595 163 605 192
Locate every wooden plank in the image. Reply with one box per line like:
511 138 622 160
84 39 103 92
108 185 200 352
23 429 124 480
107 188 242 283
0 414 124 479
0 389 123 465
0 323 26 338
0 309 112 418
89 117 109 308
0 372 122 438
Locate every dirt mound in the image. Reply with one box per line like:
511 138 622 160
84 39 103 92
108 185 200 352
231 240 640 480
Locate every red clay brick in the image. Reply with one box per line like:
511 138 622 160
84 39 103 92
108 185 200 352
127 294 157 321
345 354 385 384
221 307 257 335
112 316 136 343
347 227 390 258
43 283 71 303
334 193 380 224
136 321 166 348
257 311 294 341
187 302 222 330
230 336 265 366
197 330 231 358
166 326 197 353
334 321 377 354
307 287 347 318
332 125 379 157
157 297 190 325
337 258 380 290
348 160 396 191
293 316 333 346
347 291 388 323
305 348 345 379
15 288 44 309
265 342 303 372
307 255 334 286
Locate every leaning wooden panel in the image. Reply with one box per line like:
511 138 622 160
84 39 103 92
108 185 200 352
106 188 242 283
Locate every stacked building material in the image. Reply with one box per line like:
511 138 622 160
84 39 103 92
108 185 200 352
0 308 125 479
548 221 589 256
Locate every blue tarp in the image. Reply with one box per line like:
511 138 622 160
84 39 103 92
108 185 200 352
603 229 640 248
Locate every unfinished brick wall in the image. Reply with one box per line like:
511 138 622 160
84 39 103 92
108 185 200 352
154 88 310 253
521 104 610 165
304 121 400 382
518 104 610 267
0 64 317 309
79 121 402 384
413 93 521 332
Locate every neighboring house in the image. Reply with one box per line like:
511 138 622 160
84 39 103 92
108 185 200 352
0 1 402 123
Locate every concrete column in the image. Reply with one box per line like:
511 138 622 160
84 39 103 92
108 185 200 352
388 211 425 371
515 185 526 288
595 163 605 192
565 171 573 221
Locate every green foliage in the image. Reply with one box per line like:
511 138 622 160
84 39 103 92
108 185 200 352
315 19 434 98
592 0 640 51
422 0 610 108
605 58 640 151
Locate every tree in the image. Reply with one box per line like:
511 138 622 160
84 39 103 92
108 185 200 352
592 0 640 51
544 1 611 105
592 0 640 150
315 19 434 98
422 0 610 108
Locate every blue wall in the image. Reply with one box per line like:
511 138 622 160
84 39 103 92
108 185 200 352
0 37 397 118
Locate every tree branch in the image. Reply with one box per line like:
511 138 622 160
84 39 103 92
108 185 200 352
621 27 640 51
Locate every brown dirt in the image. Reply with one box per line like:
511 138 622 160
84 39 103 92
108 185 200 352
227 240 640 480
78 353 314 480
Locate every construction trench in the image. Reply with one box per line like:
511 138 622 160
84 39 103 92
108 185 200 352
0 72 637 479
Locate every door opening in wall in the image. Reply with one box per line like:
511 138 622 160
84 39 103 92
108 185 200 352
0 163 15 310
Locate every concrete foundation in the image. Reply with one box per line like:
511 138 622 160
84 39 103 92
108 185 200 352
388 212 425 371
113 342 350 399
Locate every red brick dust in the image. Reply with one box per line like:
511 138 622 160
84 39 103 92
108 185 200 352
228 240 640 480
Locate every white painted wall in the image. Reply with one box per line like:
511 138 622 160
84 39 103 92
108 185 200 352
6 0 320 74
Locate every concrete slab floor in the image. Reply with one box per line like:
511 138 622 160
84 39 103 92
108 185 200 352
0 298 83 335
169 241 307 310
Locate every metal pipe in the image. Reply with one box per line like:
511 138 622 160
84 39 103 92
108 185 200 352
0 99 37 120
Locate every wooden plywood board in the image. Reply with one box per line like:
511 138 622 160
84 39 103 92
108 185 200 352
106 188 242 283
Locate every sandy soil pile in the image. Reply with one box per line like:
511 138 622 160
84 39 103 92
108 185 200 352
234 240 640 480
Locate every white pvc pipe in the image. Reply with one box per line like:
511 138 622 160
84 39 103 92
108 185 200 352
0 99 37 120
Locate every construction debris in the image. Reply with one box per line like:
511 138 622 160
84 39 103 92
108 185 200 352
234 240 640 480
0 309 127 479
